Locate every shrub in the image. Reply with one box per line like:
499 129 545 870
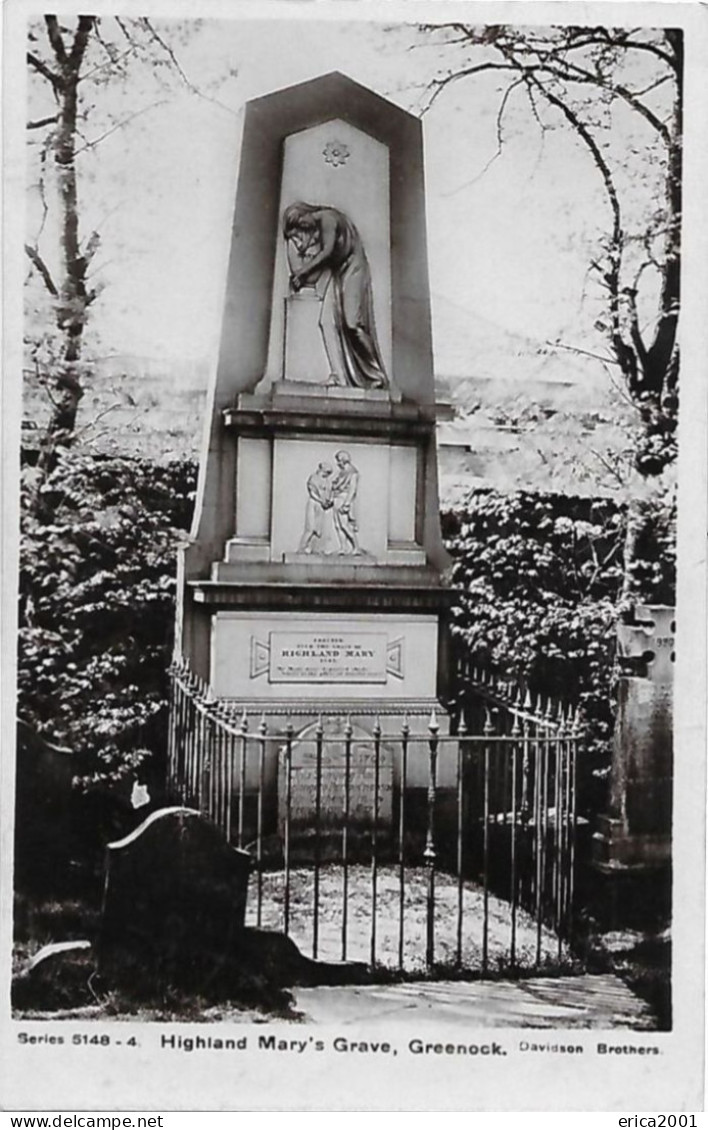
443 486 677 813
443 491 627 807
17 450 196 789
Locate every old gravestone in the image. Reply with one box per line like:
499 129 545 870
174 73 457 837
97 807 368 997
98 807 251 992
14 721 73 894
277 716 394 859
592 605 674 924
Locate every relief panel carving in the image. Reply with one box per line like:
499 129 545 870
297 449 368 557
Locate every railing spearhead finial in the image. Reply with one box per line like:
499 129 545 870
555 702 565 732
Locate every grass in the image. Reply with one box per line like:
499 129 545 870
12 887 300 1021
12 892 102 973
247 863 577 975
578 926 672 1031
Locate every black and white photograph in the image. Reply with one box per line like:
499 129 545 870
1 0 705 1114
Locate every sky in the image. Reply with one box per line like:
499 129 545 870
23 12 665 379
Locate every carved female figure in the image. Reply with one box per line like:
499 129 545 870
283 202 393 394
298 462 334 554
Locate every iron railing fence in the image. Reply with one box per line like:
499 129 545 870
452 652 569 736
167 658 581 975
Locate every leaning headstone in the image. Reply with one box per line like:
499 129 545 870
12 941 95 1012
98 807 251 994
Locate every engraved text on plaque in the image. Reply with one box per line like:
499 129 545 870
269 632 387 684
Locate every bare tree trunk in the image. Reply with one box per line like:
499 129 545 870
32 16 96 469
26 15 202 477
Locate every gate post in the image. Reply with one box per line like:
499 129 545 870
425 710 439 970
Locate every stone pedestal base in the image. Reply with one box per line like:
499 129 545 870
271 380 390 402
593 816 671 872
589 606 674 931
283 292 332 385
593 606 673 875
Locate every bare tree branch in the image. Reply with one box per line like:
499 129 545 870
83 230 100 263
73 400 123 440
624 288 650 373
419 61 518 114
618 35 676 71
139 16 239 117
25 244 58 296
587 445 630 488
631 75 671 98
139 18 193 85
441 76 524 197
44 16 67 65
69 16 96 69
546 339 621 368
73 99 169 154
27 51 63 89
113 16 135 44
35 137 53 244
522 67 623 241
80 45 137 83
27 114 60 130
526 52 672 143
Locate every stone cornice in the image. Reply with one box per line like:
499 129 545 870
189 580 456 614
223 392 437 441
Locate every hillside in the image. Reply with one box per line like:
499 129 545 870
22 297 635 499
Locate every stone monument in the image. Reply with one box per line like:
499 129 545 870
175 73 456 833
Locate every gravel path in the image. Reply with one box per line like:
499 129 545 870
247 864 571 974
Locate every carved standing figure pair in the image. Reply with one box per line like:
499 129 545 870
298 450 361 556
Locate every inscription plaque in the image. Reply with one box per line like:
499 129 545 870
269 632 387 684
